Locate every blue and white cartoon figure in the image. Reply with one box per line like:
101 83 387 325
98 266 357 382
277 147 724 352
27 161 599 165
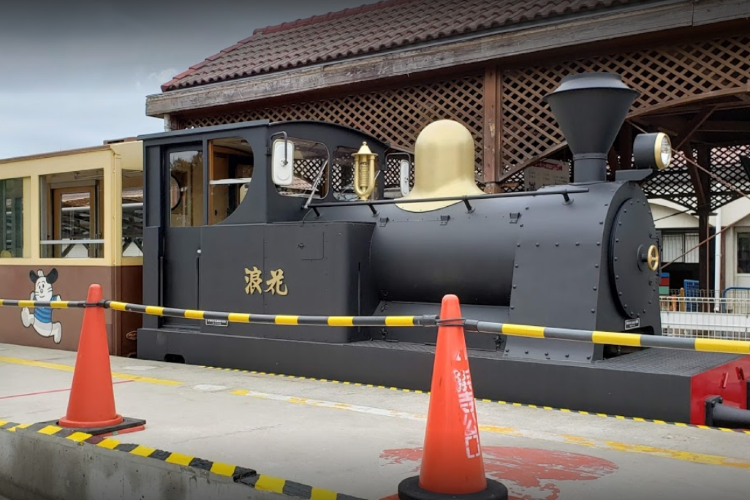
21 269 63 344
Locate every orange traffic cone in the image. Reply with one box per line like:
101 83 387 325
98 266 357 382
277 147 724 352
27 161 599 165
56 284 145 436
398 294 508 500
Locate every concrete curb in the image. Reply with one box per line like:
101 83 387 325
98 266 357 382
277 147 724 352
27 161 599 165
0 421 368 500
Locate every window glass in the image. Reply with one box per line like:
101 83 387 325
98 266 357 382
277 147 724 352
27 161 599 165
168 149 203 227
683 232 699 264
738 232 750 274
208 137 253 225
275 138 328 199
662 232 699 264
40 169 104 258
332 146 359 201
0 178 24 258
122 169 143 257
383 153 413 199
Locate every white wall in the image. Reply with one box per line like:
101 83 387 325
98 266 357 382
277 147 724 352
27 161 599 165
648 197 750 292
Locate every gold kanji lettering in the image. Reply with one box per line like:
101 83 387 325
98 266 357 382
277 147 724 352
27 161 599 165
244 266 263 295
265 269 288 296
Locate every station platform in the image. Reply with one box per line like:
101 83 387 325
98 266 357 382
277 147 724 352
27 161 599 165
1 342 750 500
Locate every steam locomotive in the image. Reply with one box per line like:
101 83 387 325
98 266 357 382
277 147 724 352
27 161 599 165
135 72 750 428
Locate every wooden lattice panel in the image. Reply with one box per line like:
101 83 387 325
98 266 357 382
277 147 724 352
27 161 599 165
500 35 750 206
709 146 750 210
641 151 694 208
174 74 485 190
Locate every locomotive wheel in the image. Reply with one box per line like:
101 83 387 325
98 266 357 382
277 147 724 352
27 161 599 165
609 198 660 320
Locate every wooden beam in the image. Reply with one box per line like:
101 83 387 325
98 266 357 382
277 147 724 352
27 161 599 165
483 66 500 193
698 120 750 133
692 0 750 26
673 106 716 150
146 1 701 117
618 123 633 170
628 86 750 119
683 145 709 211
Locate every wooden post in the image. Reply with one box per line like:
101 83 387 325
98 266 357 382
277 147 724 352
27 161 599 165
482 66 501 193
697 145 712 293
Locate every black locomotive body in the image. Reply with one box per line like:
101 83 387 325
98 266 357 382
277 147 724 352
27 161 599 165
136 73 750 427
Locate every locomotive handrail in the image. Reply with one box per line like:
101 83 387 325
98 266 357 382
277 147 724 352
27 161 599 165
2 297 749 355
306 187 589 216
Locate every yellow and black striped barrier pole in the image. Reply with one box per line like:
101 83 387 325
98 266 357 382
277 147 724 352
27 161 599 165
104 301 438 328
0 299 89 309
3 297 750 356
464 320 750 355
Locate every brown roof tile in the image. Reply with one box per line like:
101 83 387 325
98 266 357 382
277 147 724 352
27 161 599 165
161 0 649 92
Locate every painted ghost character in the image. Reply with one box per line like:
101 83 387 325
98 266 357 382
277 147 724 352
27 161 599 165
21 269 63 344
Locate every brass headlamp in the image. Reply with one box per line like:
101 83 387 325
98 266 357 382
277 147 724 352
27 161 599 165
353 141 377 200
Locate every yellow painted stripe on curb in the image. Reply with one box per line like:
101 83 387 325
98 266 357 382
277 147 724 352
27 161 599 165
311 488 339 500
228 313 251 323
145 306 164 316
255 475 286 493
165 452 194 466
592 331 642 347
328 316 354 327
275 315 299 325
97 438 120 450
385 316 414 327
0 355 182 386
8 423 31 432
130 445 156 457
66 432 92 443
210 462 236 476
184 310 204 320
0 420 7 427
695 338 750 354
502 324 545 338
38 426 62 435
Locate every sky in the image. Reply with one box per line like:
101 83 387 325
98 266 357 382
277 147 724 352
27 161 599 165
0 0 369 159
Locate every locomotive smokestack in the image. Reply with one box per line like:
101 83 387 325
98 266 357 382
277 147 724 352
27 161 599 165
543 72 639 183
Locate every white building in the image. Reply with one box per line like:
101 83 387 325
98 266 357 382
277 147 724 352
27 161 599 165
650 197 750 295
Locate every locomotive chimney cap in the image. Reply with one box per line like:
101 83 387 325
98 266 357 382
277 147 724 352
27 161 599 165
543 72 640 183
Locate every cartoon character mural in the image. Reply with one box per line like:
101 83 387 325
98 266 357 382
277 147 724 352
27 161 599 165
21 269 63 344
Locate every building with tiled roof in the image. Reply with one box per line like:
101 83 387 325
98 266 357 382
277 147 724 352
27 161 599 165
145 0 750 292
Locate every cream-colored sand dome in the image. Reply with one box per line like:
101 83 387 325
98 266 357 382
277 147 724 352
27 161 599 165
396 119 484 212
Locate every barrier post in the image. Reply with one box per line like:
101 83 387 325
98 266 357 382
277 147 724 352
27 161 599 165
54 284 146 436
397 294 508 500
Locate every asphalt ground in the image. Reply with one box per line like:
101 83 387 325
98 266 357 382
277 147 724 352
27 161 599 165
1 342 749 500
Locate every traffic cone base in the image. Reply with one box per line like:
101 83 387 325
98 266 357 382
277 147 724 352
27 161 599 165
50 416 147 437
398 294 508 500
56 284 146 436
398 476 508 500
59 413 124 429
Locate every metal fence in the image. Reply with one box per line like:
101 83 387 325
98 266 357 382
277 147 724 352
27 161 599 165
659 287 750 340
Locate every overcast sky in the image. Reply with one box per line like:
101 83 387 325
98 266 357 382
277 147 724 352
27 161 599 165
0 0 369 159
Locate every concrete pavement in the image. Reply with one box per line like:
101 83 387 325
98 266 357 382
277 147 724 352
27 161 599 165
1 342 749 500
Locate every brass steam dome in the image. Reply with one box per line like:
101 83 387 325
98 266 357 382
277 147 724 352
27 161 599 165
396 119 484 212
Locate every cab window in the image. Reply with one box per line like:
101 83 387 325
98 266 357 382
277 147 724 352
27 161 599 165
208 137 253 225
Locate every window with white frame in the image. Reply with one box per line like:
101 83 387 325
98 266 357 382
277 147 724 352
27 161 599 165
738 231 750 274
662 232 699 264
